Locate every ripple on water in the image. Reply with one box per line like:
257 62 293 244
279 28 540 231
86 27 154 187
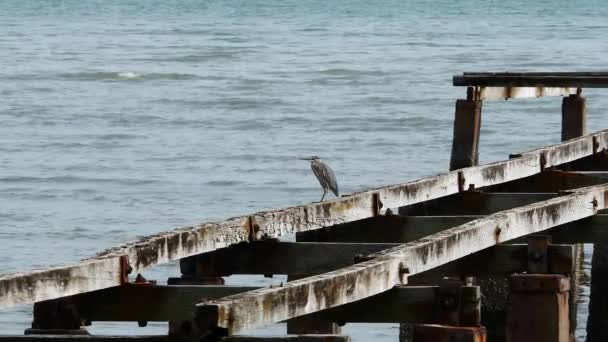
56 71 200 82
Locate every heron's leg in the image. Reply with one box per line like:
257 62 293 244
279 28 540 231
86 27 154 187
320 189 327 202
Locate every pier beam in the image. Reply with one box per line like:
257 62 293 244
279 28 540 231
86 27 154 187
168 257 224 341
562 93 586 141
561 93 586 342
506 274 570 342
25 297 88 336
287 236 341 335
449 87 482 171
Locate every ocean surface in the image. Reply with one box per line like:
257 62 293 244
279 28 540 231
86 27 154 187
1 0 608 339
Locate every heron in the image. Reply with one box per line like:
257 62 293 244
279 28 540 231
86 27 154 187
300 156 339 201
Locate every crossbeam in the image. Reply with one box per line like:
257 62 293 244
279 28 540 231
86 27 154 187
195 184 607 335
297 214 608 244
60 284 477 324
454 72 608 88
2 130 608 309
185 241 571 278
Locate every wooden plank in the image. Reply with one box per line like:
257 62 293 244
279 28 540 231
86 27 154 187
77 285 257 322
453 72 608 88
72 283 470 324
412 244 573 281
0 258 122 309
295 215 477 243
399 192 557 216
292 285 479 324
3 130 608 309
190 241 398 277
187 241 572 278
482 170 608 193
296 214 608 245
194 184 607 335
449 98 482 170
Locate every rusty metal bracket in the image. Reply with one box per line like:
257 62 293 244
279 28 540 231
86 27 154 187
119 255 132 285
457 171 465 192
593 135 600 154
247 216 259 242
372 193 383 216
540 152 547 171
436 278 463 326
527 235 552 274
353 254 375 264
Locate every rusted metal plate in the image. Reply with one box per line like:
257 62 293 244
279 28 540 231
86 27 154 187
195 184 606 335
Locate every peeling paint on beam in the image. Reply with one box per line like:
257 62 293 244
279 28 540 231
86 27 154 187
462 130 608 189
0 258 121 309
196 184 607 335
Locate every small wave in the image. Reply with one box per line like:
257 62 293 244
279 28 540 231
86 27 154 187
58 71 199 82
203 180 245 186
315 68 388 77
0 175 158 186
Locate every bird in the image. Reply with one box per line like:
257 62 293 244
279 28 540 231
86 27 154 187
300 156 339 201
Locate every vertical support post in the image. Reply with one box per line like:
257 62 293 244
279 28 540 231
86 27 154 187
25 297 88 335
506 274 570 342
169 256 224 341
449 87 482 171
287 233 341 335
409 325 487 342
404 282 483 342
560 93 586 342
561 93 586 141
449 87 484 339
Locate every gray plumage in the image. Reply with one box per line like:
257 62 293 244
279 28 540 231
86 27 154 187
301 156 339 201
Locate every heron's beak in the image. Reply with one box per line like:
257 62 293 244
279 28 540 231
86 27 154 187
299 157 312 161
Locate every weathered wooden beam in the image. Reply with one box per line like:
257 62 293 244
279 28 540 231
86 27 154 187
183 240 572 279
194 184 607 335
412 243 573 282
3 130 608 309
482 170 608 193
449 94 482 170
399 192 557 216
188 241 398 277
454 72 608 88
298 214 608 245
76 285 257 322
292 285 480 325
48 284 480 324
0 335 350 342
295 215 477 243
